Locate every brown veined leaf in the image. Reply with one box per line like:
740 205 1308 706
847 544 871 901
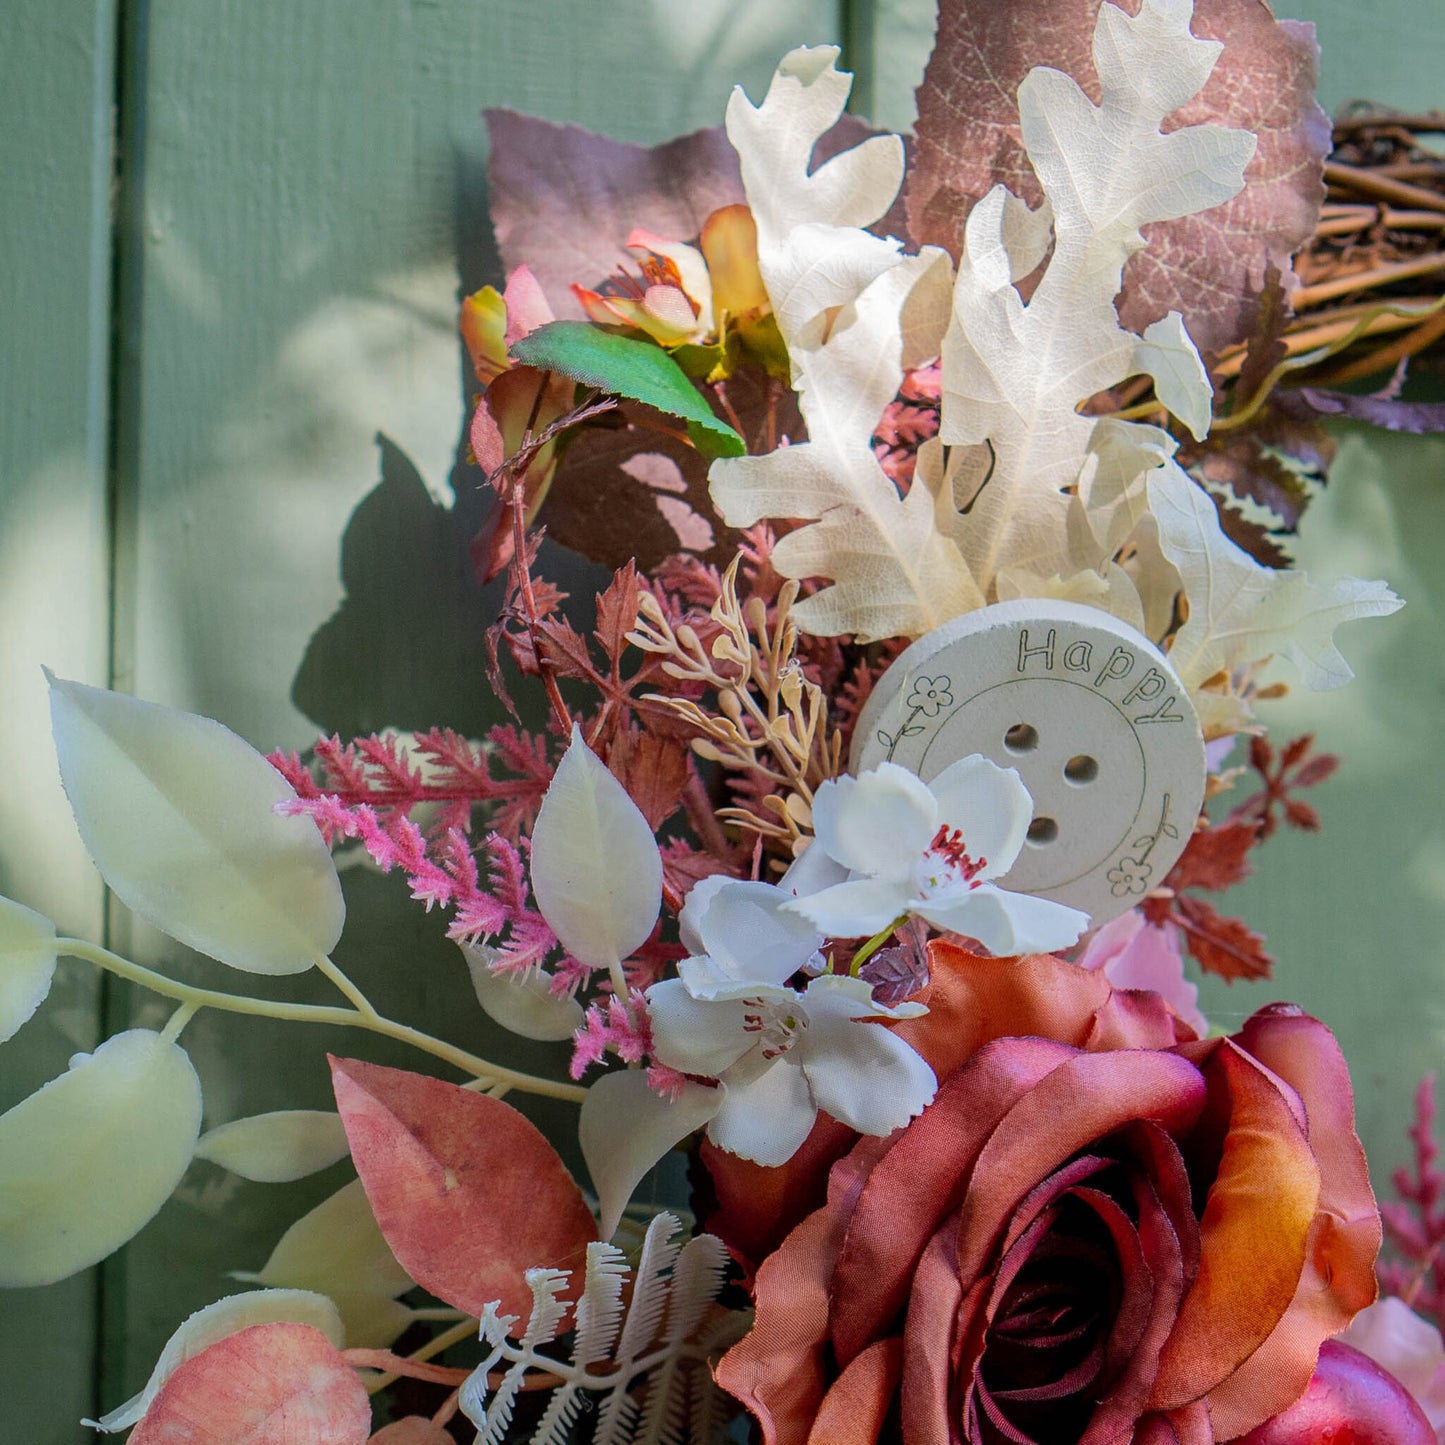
329 1057 596 1319
129 1322 369 1445
1175 896 1274 981
906 0 1329 354
607 726 690 833
1167 819 1260 893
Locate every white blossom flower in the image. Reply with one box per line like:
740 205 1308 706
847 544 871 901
782 756 1089 956
645 878 935 1166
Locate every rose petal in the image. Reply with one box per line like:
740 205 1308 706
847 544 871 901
806 1336 903 1445
1150 1039 1323 1419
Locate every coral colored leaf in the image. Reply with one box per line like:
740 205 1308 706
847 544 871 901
195 1110 351 1183
88 1289 345 1433
330 1056 597 1319
245 1178 414 1349
0 894 58 1044
0 1028 202 1287
530 726 662 970
579 1070 721 1239
129 1322 369 1445
510 322 744 460
1175 895 1273 981
369 1420 452 1444
908 0 1328 355
47 674 344 975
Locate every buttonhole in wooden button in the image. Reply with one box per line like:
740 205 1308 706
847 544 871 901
1026 816 1058 845
1004 723 1039 753
1064 755 1099 784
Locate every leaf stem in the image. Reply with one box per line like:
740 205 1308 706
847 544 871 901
55 938 587 1103
849 917 906 975
362 1316 479 1395
315 954 379 1018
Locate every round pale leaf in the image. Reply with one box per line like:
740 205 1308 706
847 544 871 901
580 1069 721 1239
87 1288 345 1433
461 942 584 1042
369 1420 453 1444
0 1027 202 1287
529 725 662 968
47 673 344 974
129 1322 370 1445
196 1110 351 1182
0 894 58 1044
330 1055 597 1318
244 1178 413 1347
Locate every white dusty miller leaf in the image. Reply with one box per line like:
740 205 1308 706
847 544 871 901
461 1212 743 1445
1149 462 1403 695
708 47 972 642
939 0 1252 595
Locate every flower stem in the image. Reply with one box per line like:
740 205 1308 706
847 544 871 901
56 938 587 1103
848 916 907 975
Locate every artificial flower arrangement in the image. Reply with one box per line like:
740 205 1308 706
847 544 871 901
5 0 1445 1441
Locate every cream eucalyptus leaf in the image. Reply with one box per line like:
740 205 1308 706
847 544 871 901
0 1028 203 1287
0 895 58 1044
47 673 344 975
195 1110 351 1183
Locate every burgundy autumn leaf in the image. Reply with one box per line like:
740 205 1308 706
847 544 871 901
129 1323 370 1445
329 1056 596 1319
1278 386 1445 435
907 0 1329 354
1174 895 1274 981
858 942 932 1008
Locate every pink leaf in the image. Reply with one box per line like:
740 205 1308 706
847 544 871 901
329 1057 596 1319
907 0 1329 354
130 1322 369 1445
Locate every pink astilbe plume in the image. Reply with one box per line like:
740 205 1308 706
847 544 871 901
873 362 941 487
571 989 654 1080
1382 1072 1445 1331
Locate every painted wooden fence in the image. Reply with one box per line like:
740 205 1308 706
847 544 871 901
1 1 1441 1438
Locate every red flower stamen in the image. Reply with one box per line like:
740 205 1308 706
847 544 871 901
929 825 988 887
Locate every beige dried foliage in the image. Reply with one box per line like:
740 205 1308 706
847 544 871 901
628 561 842 851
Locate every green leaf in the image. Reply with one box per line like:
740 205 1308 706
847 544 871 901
510 321 744 460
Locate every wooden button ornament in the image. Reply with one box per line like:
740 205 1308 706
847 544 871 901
851 600 1206 928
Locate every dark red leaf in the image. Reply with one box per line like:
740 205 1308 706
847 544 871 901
1167 820 1259 892
594 561 643 664
1284 799 1321 831
1291 753 1339 789
1279 387 1445 435
330 1057 597 1319
607 727 690 832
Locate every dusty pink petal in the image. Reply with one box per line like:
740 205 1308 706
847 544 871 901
829 1036 1078 1364
1085 987 1197 1050
906 0 1328 354
902 1226 968 1445
804 1337 903 1445
716 1208 848 1445
501 264 554 344
1079 911 1206 1037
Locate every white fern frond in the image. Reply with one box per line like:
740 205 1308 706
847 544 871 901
458 1213 747 1445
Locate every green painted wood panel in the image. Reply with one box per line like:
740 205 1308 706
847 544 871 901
92 0 843 1432
0 2 117 1439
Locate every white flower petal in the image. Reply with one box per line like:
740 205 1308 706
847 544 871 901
692 879 823 985
798 976 936 1136
0 895 58 1044
529 725 662 968
677 873 732 956
646 979 759 1078
779 837 850 899
811 763 937 880
784 876 906 937
927 754 1033 879
579 1070 721 1239
920 883 1088 956
707 1060 816 1166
